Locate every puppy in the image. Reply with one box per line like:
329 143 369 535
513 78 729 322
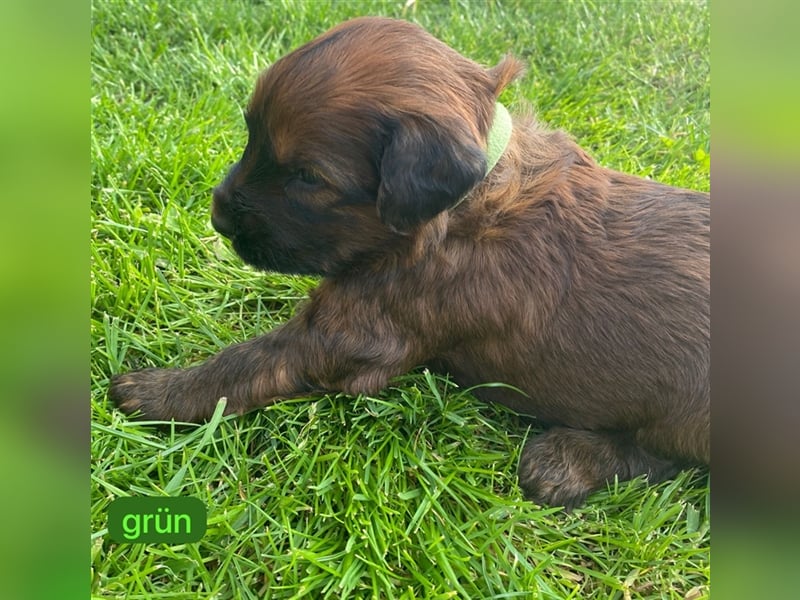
110 16 709 508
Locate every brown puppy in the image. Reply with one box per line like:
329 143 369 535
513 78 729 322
110 17 709 508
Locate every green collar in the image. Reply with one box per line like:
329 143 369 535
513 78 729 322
485 102 512 175
450 102 511 211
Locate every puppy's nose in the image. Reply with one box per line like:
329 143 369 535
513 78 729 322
211 186 235 239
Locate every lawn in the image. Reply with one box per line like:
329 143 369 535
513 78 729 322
90 1 710 598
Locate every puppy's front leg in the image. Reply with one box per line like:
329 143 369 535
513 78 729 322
109 326 312 422
109 283 420 422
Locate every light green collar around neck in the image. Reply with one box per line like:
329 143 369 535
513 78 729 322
485 102 512 175
450 102 512 211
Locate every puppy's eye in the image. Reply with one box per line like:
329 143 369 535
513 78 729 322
291 168 320 186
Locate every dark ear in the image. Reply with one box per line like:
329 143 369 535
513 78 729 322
376 117 486 232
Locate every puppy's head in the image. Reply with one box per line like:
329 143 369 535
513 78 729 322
211 17 522 276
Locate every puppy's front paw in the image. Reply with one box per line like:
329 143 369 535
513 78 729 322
109 368 206 422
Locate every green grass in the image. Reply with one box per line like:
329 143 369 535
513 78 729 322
91 1 710 598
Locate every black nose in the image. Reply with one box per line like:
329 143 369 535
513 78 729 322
211 186 235 238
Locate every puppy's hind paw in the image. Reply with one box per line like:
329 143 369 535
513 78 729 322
517 441 592 511
517 427 680 509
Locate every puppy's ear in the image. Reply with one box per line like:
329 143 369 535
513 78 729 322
377 118 486 232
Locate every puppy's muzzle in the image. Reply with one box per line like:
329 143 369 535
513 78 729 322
210 185 236 239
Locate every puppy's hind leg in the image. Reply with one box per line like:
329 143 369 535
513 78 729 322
517 427 680 509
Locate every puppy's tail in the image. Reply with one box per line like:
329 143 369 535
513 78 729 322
488 55 526 98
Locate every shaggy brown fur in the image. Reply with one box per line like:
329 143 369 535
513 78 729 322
110 17 709 508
